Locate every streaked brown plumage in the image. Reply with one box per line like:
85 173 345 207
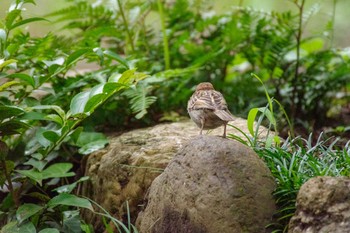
187 82 235 138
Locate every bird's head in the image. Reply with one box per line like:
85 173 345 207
195 82 214 91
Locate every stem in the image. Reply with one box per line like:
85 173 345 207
329 0 337 48
116 0 135 53
291 0 305 121
1 159 19 208
157 0 170 70
239 0 244 7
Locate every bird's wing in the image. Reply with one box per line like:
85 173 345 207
188 90 227 110
188 91 214 110
209 91 235 121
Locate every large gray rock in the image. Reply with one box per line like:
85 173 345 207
82 118 273 230
137 135 276 233
289 176 350 233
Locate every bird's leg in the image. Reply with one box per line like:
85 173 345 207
223 123 227 138
200 118 205 135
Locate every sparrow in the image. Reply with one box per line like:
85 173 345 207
187 82 235 138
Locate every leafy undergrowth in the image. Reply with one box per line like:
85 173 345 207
256 135 350 232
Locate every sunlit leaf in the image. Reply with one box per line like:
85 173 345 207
0 80 20 91
24 158 47 172
47 193 93 211
29 105 66 121
247 108 258 136
63 210 82 233
70 91 90 116
78 139 108 155
53 176 89 194
41 163 75 179
75 131 107 147
5 9 21 29
1 221 36 233
38 229 60 233
16 168 43 185
16 203 43 224
16 163 75 186
83 93 105 113
118 69 136 84
45 114 63 125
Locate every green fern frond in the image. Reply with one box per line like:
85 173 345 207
123 84 157 119
46 2 114 28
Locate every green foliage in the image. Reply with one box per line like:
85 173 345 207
0 0 148 231
256 135 350 232
1 0 349 232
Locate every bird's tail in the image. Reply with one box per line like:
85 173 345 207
214 110 235 122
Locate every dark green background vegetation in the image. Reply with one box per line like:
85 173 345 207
0 0 349 232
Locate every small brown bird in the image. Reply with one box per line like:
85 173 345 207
187 82 235 138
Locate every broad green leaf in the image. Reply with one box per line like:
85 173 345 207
0 105 25 121
103 82 126 93
258 107 276 126
103 50 129 69
39 229 60 233
47 193 93 211
0 119 30 136
42 57 65 67
118 69 136 84
75 132 107 147
301 38 324 53
0 221 17 233
63 211 82 233
5 9 21 29
6 73 35 87
67 127 83 145
65 49 91 67
0 80 20 91
45 114 63 125
83 93 105 113
24 158 47 172
89 83 104 96
53 176 89 194
247 108 259 136
29 105 66 121
41 163 75 179
42 130 60 143
11 17 48 30
273 135 281 145
70 91 90 115
16 203 44 224
108 73 122 83
16 163 75 185
16 168 43 185
35 127 52 148
78 139 109 155
1 221 36 233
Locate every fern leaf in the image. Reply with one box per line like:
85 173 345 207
123 84 157 119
